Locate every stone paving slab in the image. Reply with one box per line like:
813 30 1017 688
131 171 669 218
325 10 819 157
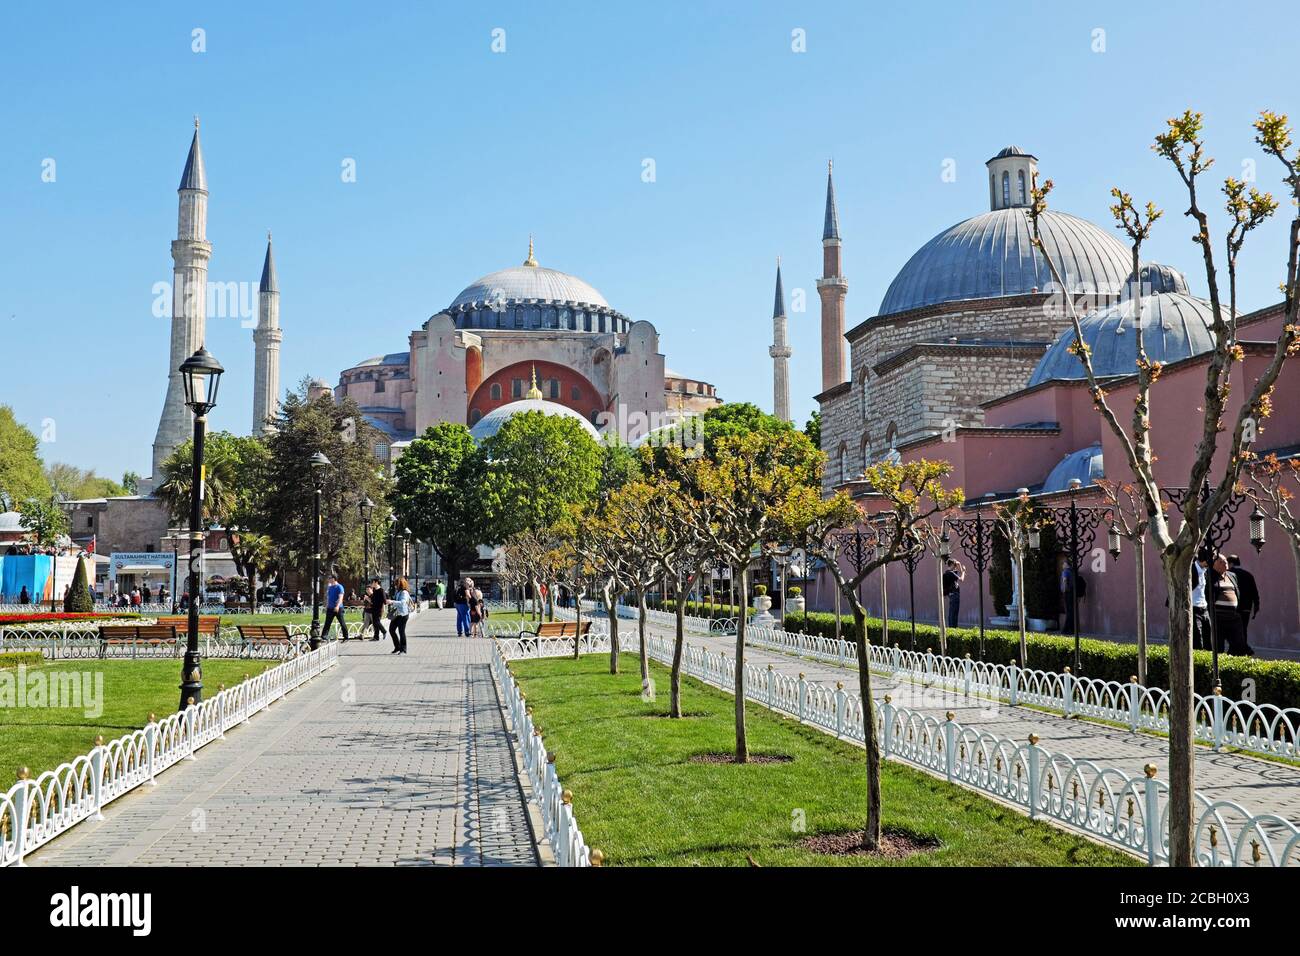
30 611 538 867
633 620 1300 826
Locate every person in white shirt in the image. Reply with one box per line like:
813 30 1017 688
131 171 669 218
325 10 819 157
1190 554 1212 650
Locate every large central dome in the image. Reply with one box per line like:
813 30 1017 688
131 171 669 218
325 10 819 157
450 265 609 310
878 208 1134 317
443 239 629 334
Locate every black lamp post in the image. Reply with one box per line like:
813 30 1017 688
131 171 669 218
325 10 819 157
1035 478 1105 675
387 514 397 592
898 531 926 652
360 497 374 582
945 492 997 659
308 451 331 650
403 526 412 595
1250 506 1267 553
177 345 223 712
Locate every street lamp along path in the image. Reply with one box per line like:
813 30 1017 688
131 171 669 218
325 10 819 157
308 451 332 649
177 346 223 712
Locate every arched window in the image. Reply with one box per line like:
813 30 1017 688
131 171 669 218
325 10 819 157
861 438 871 473
469 409 482 425
1001 171 1010 208
1017 170 1026 205
858 368 869 422
839 445 849 483
490 382 501 401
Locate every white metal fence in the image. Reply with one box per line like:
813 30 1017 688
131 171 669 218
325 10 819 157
0 640 340 866
739 626 1300 763
491 644 597 866
495 631 1300 867
1 621 314 660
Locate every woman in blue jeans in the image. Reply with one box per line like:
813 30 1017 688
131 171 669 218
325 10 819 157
389 577 411 654
454 577 473 636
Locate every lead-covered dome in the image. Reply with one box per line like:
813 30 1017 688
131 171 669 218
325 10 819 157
442 241 630 334
1029 290 1223 386
450 266 609 310
878 208 1134 316
469 399 602 443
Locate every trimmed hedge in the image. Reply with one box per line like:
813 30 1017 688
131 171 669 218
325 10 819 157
0 651 45 670
782 611 1300 711
647 598 743 620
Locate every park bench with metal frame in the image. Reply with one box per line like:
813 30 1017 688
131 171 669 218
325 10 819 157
97 624 179 656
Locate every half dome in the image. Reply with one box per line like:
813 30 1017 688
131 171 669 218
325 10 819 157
1029 291 1223 387
469 398 602 443
878 209 1134 316
1041 443 1104 494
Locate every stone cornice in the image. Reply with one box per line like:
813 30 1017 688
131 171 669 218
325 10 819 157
872 340 1049 376
814 380 851 403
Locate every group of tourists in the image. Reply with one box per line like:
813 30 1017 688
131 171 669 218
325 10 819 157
941 550 1262 657
322 574 414 654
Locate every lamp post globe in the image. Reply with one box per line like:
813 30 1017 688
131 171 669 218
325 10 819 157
308 452 331 650
178 346 223 712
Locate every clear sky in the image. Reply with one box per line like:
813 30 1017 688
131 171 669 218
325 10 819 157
2 0 1297 480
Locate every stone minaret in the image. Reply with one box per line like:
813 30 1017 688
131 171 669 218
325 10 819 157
252 232 282 434
149 118 211 486
816 160 848 392
769 258 792 422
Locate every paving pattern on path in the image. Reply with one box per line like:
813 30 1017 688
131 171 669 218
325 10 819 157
30 611 538 867
636 620 1300 825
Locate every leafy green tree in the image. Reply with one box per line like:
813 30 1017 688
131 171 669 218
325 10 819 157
804 409 821 449
121 471 141 495
18 495 69 545
260 392 390 582
394 423 489 588
63 558 94 612
695 430 821 762
0 406 49 508
480 411 602 541
779 458 962 850
45 462 127 500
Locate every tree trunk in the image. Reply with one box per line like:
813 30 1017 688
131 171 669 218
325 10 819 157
604 583 619 674
1135 536 1148 685
1290 537 1300 631
1163 549 1196 867
636 585 650 682
672 584 686 718
851 598 882 850
1015 550 1027 665
734 563 749 763
573 587 583 660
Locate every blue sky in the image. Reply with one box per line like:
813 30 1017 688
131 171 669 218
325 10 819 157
2 0 1297 480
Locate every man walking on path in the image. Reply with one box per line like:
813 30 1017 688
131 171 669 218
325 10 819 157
1228 555 1260 653
368 577 387 641
435 579 446 609
323 573 349 641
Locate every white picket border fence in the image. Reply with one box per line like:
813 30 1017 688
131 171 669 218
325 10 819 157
0 640 340 867
495 629 1300 867
490 643 597 867
733 626 1300 763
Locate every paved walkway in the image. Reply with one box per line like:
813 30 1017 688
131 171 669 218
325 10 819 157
638 619 1300 825
30 610 538 867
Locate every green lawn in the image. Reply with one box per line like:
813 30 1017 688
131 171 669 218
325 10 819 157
508 653 1139 867
0 658 274 778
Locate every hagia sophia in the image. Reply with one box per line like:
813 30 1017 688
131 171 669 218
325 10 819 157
327 237 721 460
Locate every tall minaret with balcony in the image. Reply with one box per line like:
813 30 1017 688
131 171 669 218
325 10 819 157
816 160 848 392
769 258 792 422
253 232 282 434
149 118 211 488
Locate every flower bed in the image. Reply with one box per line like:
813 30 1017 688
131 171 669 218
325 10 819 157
0 612 141 626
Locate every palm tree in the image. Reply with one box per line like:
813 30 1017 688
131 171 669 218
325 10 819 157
156 445 236 528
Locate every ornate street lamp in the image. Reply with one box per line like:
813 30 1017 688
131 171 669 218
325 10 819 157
1250 506 1267 553
1034 477 1105 675
177 346 223 712
387 514 398 592
945 492 997 658
1108 521 1123 561
308 451 331 650
360 497 374 581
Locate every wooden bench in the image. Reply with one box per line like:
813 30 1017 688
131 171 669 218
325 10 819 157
155 615 222 638
236 624 296 649
526 621 593 639
98 625 178 656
